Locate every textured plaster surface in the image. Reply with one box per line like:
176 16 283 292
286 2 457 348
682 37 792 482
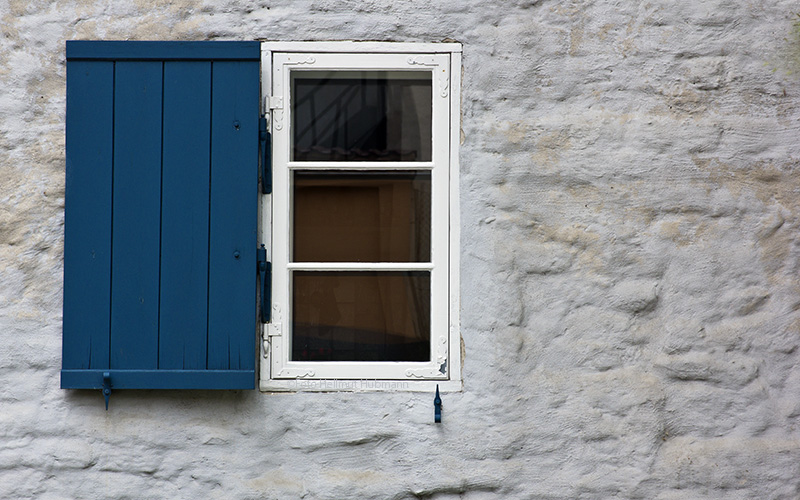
3 0 800 498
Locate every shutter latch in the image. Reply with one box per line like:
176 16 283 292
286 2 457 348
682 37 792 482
257 244 271 323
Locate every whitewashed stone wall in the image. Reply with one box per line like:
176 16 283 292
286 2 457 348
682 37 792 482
3 1 800 498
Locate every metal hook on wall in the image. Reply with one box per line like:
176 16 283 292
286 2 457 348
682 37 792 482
434 384 442 423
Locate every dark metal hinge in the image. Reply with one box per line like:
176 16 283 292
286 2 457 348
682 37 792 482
257 244 271 323
259 117 271 194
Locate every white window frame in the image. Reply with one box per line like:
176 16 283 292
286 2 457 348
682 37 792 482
259 42 461 392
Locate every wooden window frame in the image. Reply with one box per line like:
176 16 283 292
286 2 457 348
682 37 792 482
259 42 461 392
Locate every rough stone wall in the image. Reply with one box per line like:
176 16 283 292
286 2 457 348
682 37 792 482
2 0 800 498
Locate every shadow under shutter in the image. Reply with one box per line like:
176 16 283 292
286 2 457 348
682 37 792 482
62 41 260 390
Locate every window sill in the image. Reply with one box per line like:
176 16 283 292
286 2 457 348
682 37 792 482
259 378 462 393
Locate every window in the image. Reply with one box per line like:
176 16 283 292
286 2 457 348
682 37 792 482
61 41 460 397
261 44 461 391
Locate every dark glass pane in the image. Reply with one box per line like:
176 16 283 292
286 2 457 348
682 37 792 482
292 271 430 362
292 71 432 162
293 171 431 262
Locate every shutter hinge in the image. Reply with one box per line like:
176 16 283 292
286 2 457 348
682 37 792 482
259 117 271 194
269 322 282 337
262 322 281 359
257 244 271 323
267 96 285 131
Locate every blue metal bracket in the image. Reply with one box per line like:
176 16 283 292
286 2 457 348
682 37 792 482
434 384 442 423
259 117 272 194
102 372 112 410
257 244 271 323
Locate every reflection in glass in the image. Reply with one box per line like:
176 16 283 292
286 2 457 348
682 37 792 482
292 71 432 162
293 171 431 263
292 271 430 362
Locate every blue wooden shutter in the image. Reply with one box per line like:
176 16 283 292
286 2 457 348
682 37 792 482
62 41 260 390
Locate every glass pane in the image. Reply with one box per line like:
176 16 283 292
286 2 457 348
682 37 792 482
292 71 432 162
293 171 431 262
292 271 430 362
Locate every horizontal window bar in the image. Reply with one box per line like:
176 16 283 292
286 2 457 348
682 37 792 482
66 41 261 61
266 42 461 53
61 369 255 390
282 361 442 369
287 161 434 170
287 262 433 271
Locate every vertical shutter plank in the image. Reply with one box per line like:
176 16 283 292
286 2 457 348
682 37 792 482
63 60 114 374
159 61 211 370
110 61 163 370
208 60 259 371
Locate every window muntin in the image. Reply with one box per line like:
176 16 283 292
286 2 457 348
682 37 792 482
267 49 455 385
